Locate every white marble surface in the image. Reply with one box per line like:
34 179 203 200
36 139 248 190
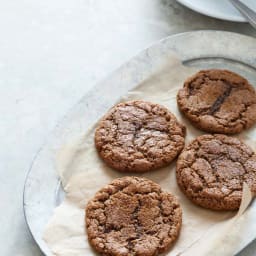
1 0 256 255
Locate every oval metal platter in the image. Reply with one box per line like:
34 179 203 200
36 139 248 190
23 31 256 255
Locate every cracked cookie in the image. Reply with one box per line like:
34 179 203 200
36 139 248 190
176 134 256 210
86 176 182 256
177 69 256 134
95 100 186 172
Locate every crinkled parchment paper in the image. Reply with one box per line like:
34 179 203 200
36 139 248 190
43 55 256 256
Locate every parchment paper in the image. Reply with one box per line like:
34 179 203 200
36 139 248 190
43 54 256 256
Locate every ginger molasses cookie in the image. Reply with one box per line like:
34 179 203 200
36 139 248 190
95 100 186 172
86 176 182 256
177 69 256 134
176 134 256 210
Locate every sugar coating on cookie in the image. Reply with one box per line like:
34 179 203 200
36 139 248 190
176 134 256 210
95 100 186 172
86 176 182 256
177 69 256 134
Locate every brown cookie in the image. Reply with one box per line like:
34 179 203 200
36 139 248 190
86 176 182 256
176 134 256 210
95 100 186 172
177 69 256 134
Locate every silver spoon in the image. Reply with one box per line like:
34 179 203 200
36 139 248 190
229 0 256 29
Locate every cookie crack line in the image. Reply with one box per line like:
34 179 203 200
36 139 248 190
157 194 166 250
126 198 142 253
209 81 232 115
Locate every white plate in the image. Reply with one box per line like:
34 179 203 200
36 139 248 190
23 31 256 255
177 0 256 22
